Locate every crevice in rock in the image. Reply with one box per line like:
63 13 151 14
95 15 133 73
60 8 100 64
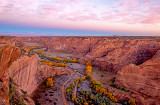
103 48 115 57
101 54 107 57
86 39 101 54
135 49 159 65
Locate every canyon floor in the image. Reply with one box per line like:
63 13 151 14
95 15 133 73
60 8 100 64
20 42 120 105
31 47 117 105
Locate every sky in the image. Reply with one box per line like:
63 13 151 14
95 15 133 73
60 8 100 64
0 0 160 36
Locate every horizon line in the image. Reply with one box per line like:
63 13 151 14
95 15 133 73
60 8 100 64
0 32 160 37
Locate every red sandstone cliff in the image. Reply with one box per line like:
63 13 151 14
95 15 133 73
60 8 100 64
0 38 21 78
115 50 160 105
9 37 160 72
0 38 21 105
7 55 38 94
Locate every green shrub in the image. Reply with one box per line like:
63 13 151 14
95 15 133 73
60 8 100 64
86 74 92 80
109 83 116 87
77 84 80 88
9 77 13 83
72 68 75 70
92 93 112 105
112 77 116 83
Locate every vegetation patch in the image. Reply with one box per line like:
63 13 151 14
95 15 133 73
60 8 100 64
109 77 130 92
46 77 54 87
85 61 92 79
9 77 26 105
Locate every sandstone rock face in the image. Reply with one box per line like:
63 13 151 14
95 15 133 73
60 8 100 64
115 50 160 105
0 38 21 79
0 72 9 105
10 37 160 72
0 38 21 105
14 88 35 105
7 54 70 95
8 55 38 95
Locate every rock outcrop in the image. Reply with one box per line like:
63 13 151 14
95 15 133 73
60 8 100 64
0 38 21 79
8 55 38 95
115 50 160 105
8 54 70 95
0 38 21 105
0 71 9 105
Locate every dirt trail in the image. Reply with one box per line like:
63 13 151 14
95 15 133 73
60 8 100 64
74 83 78 97
62 71 73 105
62 69 80 105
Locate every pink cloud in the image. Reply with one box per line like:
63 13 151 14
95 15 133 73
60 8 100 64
59 10 99 21
0 0 160 35
1 0 159 24
100 0 160 24
118 0 139 8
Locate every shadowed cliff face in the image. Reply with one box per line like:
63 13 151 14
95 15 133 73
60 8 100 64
10 37 160 72
134 49 154 65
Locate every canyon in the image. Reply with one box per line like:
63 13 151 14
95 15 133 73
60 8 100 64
9 36 160 72
0 36 160 105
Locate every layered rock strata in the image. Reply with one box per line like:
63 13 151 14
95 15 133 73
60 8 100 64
115 50 160 105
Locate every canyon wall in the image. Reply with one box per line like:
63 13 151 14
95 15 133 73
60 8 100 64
8 55 38 95
0 38 21 79
10 37 160 72
0 38 21 105
115 50 160 105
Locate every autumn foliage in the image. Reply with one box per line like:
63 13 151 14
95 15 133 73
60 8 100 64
84 102 89 105
46 78 53 87
27 47 42 56
28 47 41 52
63 58 79 63
37 50 44 55
90 79 118 103
48 57 62 62
85 61 92 79
40 60 67 67
128 99 136 105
